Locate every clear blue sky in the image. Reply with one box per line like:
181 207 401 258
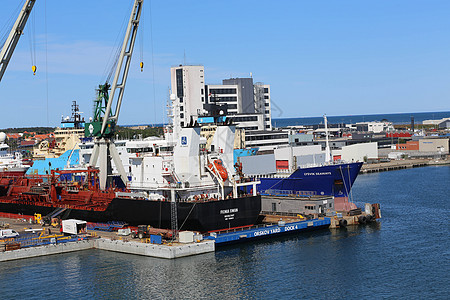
1 0 449 128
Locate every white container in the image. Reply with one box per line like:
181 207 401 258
179 231 194 243
62 219 87 235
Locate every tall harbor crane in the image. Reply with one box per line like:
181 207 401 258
85 0 143 190
0 0 36 82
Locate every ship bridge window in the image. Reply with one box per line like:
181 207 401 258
160 146 173 152
127 147 153 153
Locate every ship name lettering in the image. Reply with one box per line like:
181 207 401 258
224 214 235 220
220 208 238 214
254 230 269 237
271 228 281 234
304 172 332 176
285 225 298 231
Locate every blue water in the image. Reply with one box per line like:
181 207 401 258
0 166 448 299
273 110 450 127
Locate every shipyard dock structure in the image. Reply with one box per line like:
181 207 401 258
0 201 380 261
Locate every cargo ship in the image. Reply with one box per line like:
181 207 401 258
255 162 362 197
0 123 262 232
235 115 363 212
0 169 260 232
255 162 363 212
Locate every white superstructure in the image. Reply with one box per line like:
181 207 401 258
126 123 257 201
0 132 30 174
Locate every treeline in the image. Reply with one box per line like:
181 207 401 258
0 125 164 140
115 126 164 140
0 127 55 134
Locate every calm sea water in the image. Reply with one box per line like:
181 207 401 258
273 111 450 127
0 166 448 299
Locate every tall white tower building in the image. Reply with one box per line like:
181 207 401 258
170 65 206 128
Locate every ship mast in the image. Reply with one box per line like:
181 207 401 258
86 0 143 190
0 0 36 82
324 114 331 163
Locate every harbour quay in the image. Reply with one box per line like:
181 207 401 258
0 212 374 261
360 158 449 173
0 217 215 261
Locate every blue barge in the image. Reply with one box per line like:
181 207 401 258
206 218 331 245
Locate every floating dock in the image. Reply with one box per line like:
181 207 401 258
205 218 331 245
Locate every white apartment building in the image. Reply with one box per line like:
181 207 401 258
347 121 394 133
206 78 272 130
170 65 272 131
170 65 206 130
245 130 289 151
170 65 284 150
254 82 272 130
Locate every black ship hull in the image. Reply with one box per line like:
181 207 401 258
0 195 262 232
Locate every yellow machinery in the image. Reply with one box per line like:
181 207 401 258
34 213 43 225
51 218 61 228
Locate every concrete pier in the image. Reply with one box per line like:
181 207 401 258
0 238 215 262
361 159 428 173
94 238 215 259
0 216 216 261
0 240 93 262
360 158 449 173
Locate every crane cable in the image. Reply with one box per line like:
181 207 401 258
139 3 144 72
101 2 131 85
27 4 37 75
0 1 23 49
44 0 49 125
148 0 158 126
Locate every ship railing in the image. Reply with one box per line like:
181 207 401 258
209 223 279 235
261 211 303 217
264 189 317 197
65 186 79 193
